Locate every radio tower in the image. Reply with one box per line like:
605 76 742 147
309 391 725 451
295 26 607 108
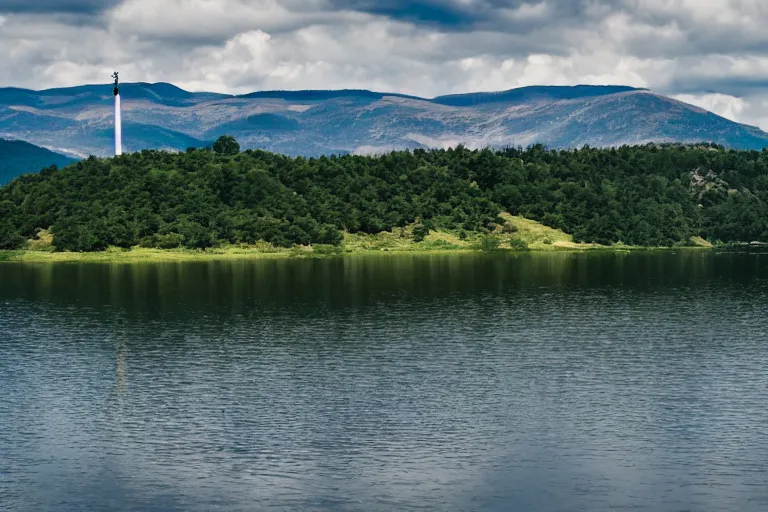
113 71 122 156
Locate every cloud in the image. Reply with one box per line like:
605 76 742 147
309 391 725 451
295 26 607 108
0 0 119 14
672 93 746 123
3 0 768 129
108 0 359 43
331 0 478 26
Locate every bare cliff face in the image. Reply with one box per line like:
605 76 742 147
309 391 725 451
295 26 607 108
1 83 767 158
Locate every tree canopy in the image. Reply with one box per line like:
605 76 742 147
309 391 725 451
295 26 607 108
212 135 240 156
1 142 767 252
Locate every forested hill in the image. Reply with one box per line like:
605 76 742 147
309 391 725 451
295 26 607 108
1 141 767 251
0 138 76 185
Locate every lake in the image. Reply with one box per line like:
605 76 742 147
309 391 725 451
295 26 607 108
1 251 768 512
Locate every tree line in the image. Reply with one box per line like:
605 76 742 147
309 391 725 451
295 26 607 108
1 137 767 251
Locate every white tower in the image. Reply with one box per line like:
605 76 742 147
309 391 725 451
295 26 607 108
113 71 122 156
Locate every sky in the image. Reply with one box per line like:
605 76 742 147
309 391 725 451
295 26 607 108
1 0 768 128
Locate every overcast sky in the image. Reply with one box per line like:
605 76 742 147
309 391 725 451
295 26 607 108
2 0 768 128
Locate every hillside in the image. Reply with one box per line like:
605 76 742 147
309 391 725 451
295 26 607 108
0 143 766 252
0 139 76 184
1 84 767 156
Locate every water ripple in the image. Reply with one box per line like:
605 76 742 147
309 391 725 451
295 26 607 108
1 252 767 511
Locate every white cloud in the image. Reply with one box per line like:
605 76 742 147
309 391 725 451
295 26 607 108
672 93 746 122
500 1 550 22
108 0 352 41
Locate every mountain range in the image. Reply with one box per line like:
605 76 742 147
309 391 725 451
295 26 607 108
1 82 768 163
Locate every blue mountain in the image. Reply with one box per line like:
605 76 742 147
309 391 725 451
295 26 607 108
0 138 76 184
432 85 643 106
1 83 766 157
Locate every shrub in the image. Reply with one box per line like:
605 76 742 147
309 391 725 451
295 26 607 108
154 232 185 249
501 223 519 234
509 238 529 251
312 244 343 256
412 223 430 243
317 225 344 246
478 236 501 251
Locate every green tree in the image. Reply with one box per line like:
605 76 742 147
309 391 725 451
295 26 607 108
3 143 768 254
412 223 430 242
0 220 24 250
212 135 240 155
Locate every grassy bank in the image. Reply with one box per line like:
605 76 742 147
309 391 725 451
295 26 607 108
0 215 712 264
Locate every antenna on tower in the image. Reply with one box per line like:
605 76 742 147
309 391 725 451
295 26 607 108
113 71 122 156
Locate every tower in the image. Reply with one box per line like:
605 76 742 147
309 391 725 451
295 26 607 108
113 71 122 156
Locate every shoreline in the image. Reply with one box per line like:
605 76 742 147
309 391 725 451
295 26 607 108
0 244 713 264
0 216 718 264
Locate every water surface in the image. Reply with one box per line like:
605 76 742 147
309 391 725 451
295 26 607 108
1 251 768 511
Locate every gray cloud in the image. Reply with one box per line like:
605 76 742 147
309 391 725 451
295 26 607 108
2 0 768 129
0 0 119 14
329 0 615 27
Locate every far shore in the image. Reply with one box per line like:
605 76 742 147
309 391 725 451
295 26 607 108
0 243 715 264
0 215 718 264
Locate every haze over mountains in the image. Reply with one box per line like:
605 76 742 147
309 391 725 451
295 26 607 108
1 82 768 163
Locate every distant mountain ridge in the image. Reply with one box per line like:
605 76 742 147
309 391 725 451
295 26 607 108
0 83 766 157
431 85 645 106
0 138 76 184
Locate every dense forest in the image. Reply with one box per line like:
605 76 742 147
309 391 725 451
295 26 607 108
1 137 767 251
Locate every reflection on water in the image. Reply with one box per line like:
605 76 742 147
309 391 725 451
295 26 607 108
1 251 768 512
